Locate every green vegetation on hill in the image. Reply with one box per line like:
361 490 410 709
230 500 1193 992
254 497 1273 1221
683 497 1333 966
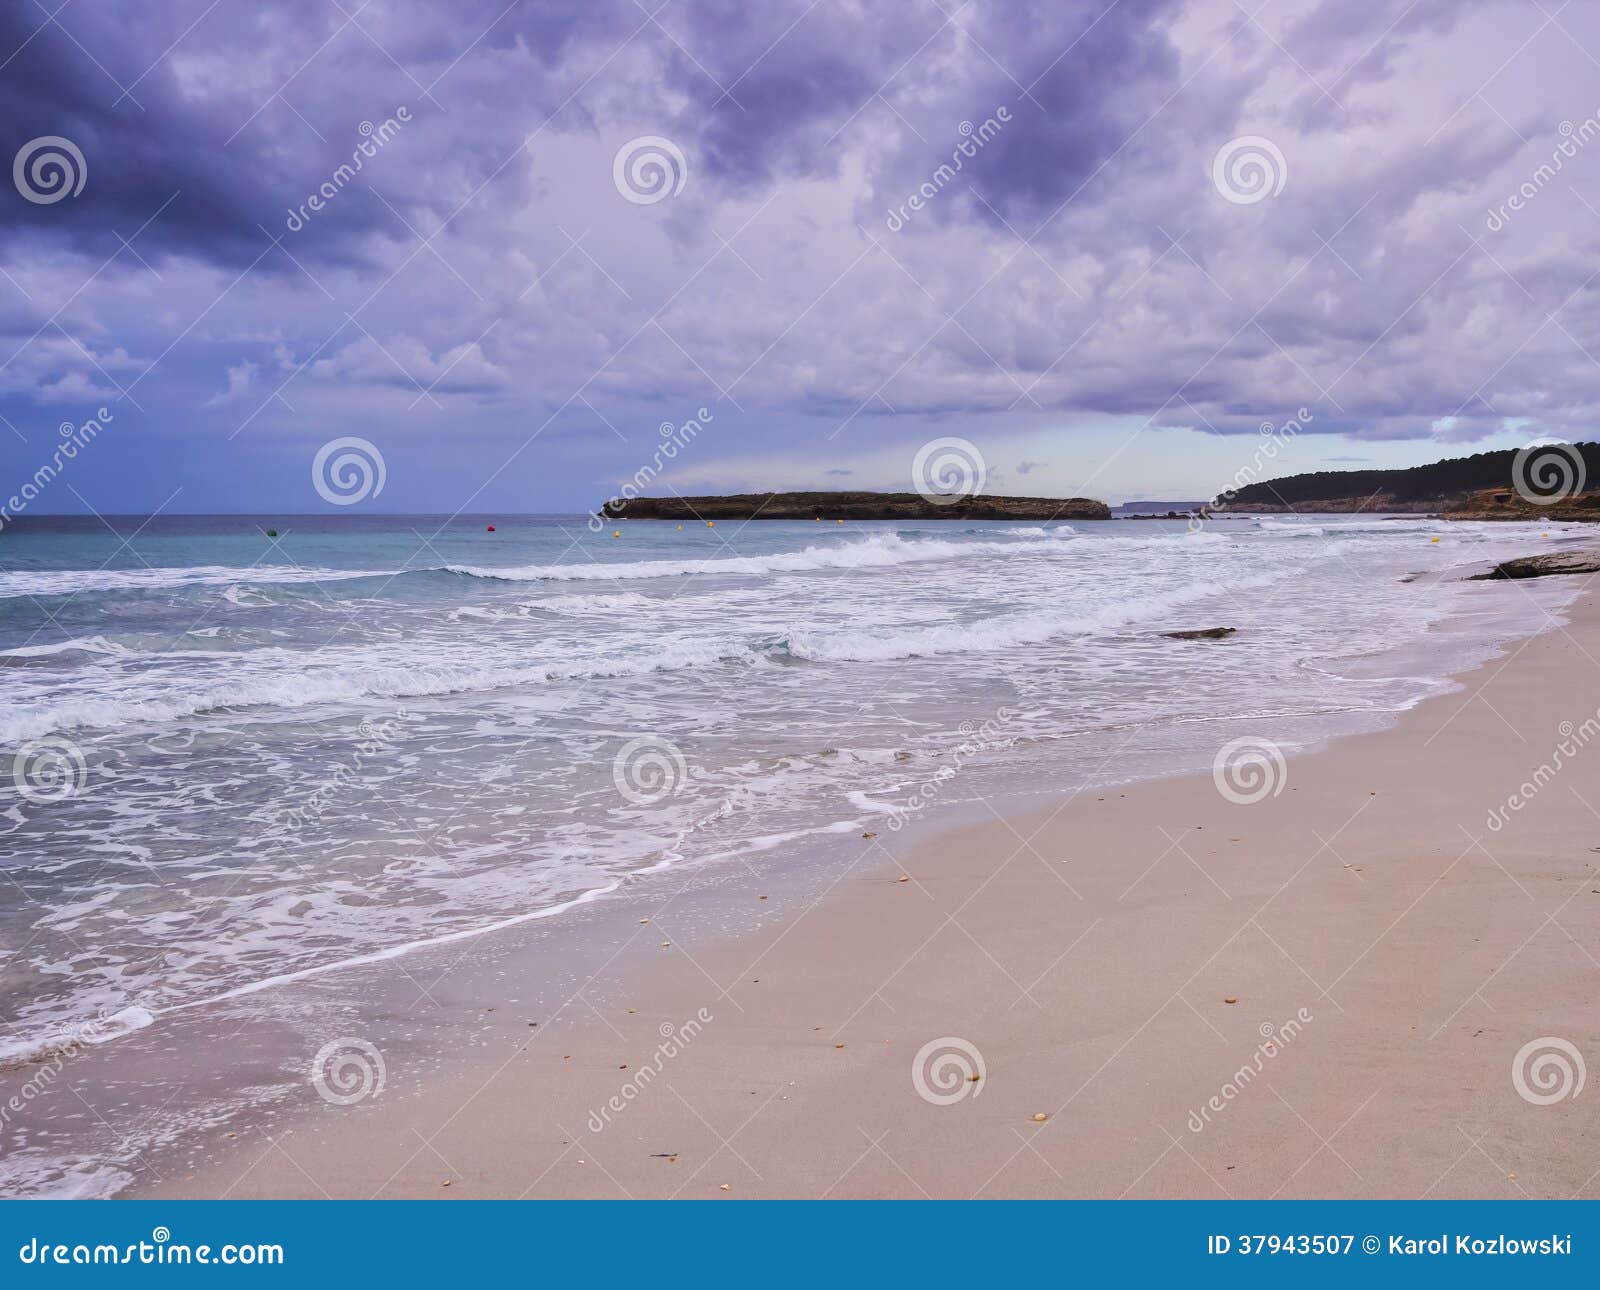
1226 443 1600 506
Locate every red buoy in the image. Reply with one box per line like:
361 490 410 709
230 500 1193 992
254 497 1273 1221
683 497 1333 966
486 524 495 532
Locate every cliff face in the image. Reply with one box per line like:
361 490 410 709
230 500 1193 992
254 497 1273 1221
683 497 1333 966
600 492 1112 521
1442 488 1600 521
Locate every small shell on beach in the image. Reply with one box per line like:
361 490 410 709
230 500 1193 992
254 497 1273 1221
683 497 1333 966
720 1183 730 1191
1224 997 1238 1004
835 1042 845 1048
1032 1113 1048 1122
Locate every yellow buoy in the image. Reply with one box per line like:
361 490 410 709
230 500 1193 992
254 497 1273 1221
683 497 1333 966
1430 536 1440 543
613 530 621 538
676 524 683 530
707 520 714 528
836 518 843 524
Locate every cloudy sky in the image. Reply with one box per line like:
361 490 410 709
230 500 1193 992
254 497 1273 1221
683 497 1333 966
2 0 1598 513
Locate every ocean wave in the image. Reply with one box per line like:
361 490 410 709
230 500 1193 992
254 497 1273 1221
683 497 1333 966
0 1005 154 1070
0 565 397 601
0 640 766 741
443 531 1100 584
0 635 132 662
1 563 1289 738
776 571 1288 661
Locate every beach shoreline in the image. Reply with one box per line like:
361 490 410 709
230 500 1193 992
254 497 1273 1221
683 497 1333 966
111 551 1600 1201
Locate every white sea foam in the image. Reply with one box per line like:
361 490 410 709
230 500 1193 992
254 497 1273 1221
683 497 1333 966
779 571 1289 661
0 564 393 600
0 638 763 741
0 635 131 660
0 1004 153 1067
444 531 1089 583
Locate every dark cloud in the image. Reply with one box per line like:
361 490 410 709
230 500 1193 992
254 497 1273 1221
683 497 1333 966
3 0 1600 516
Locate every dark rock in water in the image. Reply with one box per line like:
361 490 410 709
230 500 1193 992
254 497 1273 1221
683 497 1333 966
1162 627 1237 640
600 491 1111 521
1469 552 1600 580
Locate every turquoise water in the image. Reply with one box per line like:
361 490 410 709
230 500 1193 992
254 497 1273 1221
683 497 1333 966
0 512 1585 1073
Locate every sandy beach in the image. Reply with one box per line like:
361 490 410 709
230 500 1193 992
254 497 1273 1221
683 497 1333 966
127 558 1600 1201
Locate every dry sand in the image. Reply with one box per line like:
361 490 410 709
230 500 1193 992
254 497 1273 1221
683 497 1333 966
143 572 1600 1199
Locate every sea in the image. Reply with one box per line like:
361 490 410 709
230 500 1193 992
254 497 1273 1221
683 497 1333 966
0 511 1588 1190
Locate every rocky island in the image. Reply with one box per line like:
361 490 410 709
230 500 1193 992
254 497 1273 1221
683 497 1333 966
600 491 1112 521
